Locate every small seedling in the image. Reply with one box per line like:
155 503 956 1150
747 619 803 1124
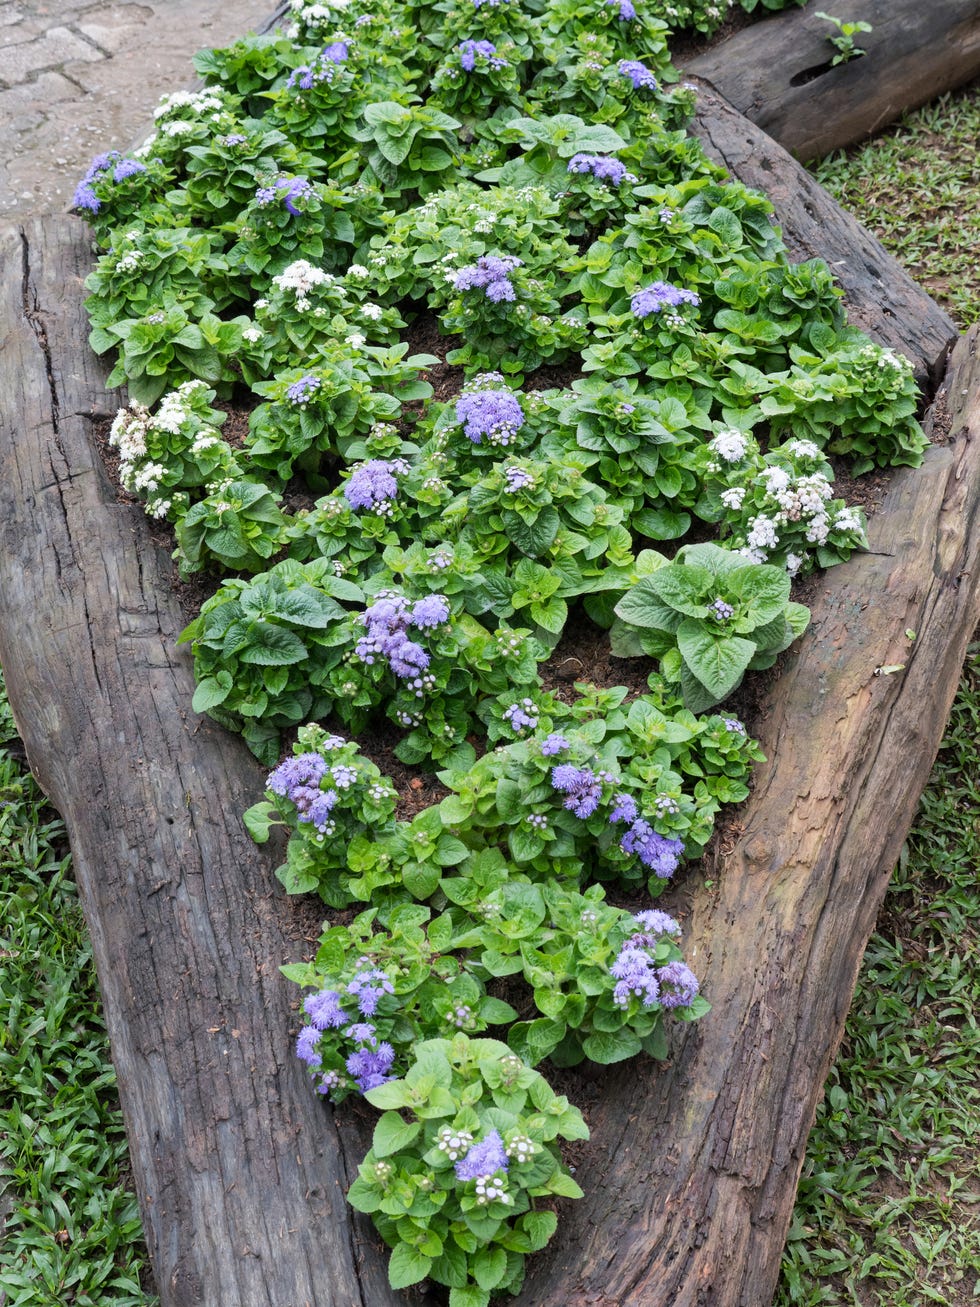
814 11 873 65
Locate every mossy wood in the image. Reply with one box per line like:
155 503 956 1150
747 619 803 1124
0 82 976 1307
683 0 980 161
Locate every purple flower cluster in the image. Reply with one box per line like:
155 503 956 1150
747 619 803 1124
504 698 538 732
633 908 681 937
454 387 524 445
344 1023 396 1092
73 151 147 213
630 281 701 320
723 718 746 735
607 0 637 19
551 764 604 819
346 964 395 1017
610 945 660 1007
503 466 535 493
343 458 409 511
354 591 449 684
540 732 570 757
255 176 312 216
567 154 637 186
708 597 735 621
619 819 684 878
618 59 658 90
608 792 639 824
458 39 508 71
266 752 338 832
452 254 522 303
304 988 349 1029
285 374 321 405
286 41 349 89
657 959 701 1009
455 1129 509 1180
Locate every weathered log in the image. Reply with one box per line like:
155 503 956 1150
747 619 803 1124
0 91 971 1307
511 323 980 1306
683 0 980 162
689 79 957 390
0 220 406 1307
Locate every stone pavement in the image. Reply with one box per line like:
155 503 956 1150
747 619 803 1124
0 0 277 220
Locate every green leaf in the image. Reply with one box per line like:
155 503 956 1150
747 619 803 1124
346 1176 382 1213
387 1242 432 1290
373 1111 422 1159
449 1285 491 1307
364 1080 413 1111
242 801 275 844
676 622 756 701
520 1210 558 1251
726 564 791 630
505 507 560 558
237 624 309 666
473 1246 508 1291
614 579 683 632
191 671 233 713
547 1170 586 1199
581 1030 642 1064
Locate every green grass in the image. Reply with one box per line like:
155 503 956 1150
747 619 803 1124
776 81 980 1307
0 682 156 1305
3 78 980 1307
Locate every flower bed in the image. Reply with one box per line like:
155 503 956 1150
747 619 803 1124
62 0 946 1301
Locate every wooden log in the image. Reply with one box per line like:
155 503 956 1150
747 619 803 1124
688 79 957 390
682 0 980 162
0 93 969 1307
0 218 406 1307
509 328 980 1307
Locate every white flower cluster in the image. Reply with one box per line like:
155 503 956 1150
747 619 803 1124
708 427 749 466
153 89 226 121
436 1126 474 1161
504 1133 537 1163
272 258 335 311
474 1175 512 1205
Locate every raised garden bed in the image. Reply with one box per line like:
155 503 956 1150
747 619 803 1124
2 5 979 1306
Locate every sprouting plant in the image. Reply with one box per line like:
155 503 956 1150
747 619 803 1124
814 11 872 65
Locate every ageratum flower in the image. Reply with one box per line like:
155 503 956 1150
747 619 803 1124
410 594 451 629
610 945 660 1007
454 386 524 445
503 466 535 493
346 966 395 1017
295 1024 323 1066
72 150 145 213
566 154 638 186
539 732 570 757
267 752 338 831
255 176 313 216
631 281 700 319
606 0 637 18
632 908 681 937
345 1026 396 1092
454 1129 509 1180
304 989 350 1029
343 458 408 511
618 58 658 90
551 764 603 819
452 254 522 303
619 819 684 878
608 792 639 825
657 960 701 1009
503 698 538 732
457 38 508 72
285 374 321 406
709 597 735 621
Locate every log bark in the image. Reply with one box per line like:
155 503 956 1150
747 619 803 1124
688 80 957 390
0 220 407 1307
682 0 980 161
509 331 980 1307
0 86 972 1307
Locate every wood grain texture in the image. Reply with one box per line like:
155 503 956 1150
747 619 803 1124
689 80 957 389
510 328 980 1307
683 0 980 161
0 219 407 1307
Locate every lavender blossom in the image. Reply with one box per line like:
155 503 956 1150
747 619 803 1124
454 387 524 445
285 374 321 405
255 176 313 216
631 281 701 320
610 945 660 1008
343 458 403 511
295 1024 323 1066
503 699 538 732
618 59 658 90
457 39 507 72
346 967 395 1017
708 597 735 621
452 254 522 303
566 154 637 186
540 732 570 757
607 0 637 18
608 792 639 825
304 989 350 1030
503 466 535 493
411 594 451 629
619 819 684 878
113 158 147 182
631 909 681 937
551 764 603 819
656 960 700 1009
266 753 336 830
454 1129 509 1180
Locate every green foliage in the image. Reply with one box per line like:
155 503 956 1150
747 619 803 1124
613 542 810 710
814 11 873 65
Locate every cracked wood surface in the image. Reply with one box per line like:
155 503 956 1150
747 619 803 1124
683 0 980 161
0 219 406 1307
